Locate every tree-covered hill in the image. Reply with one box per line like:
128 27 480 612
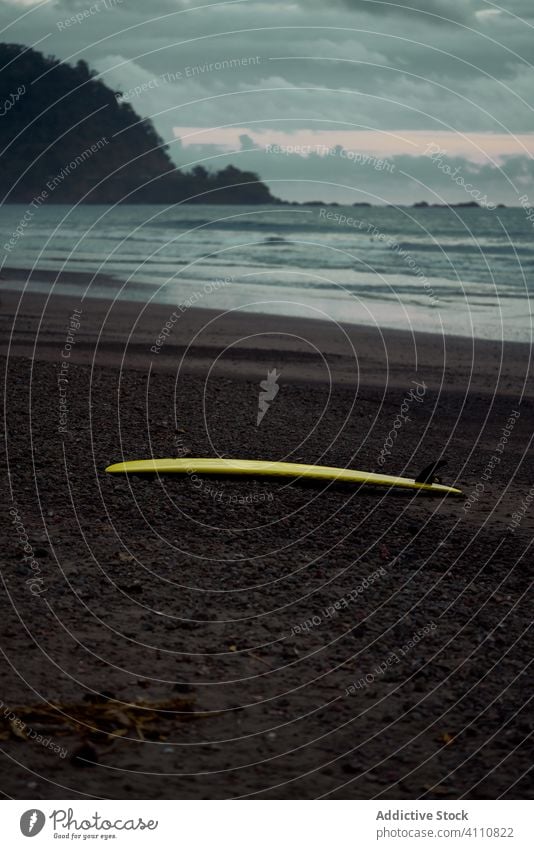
0 44 278 205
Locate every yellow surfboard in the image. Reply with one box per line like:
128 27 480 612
105 457 462 496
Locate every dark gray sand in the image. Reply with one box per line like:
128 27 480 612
1 287 532 799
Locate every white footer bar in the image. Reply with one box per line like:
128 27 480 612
5 799 533 847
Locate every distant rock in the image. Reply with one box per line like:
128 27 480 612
413 200 482 209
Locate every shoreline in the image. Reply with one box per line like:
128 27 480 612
2 253 532 346
1 284 532 397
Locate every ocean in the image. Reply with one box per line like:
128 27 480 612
1 203 532 341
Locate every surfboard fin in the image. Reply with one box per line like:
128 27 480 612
415 459 448 484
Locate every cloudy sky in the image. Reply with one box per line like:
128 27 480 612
1 0 534 203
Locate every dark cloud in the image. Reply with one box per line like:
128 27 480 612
336 0 477 23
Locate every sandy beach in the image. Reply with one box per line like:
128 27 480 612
1 281 533 799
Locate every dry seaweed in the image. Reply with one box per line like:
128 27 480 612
0 694 204 742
